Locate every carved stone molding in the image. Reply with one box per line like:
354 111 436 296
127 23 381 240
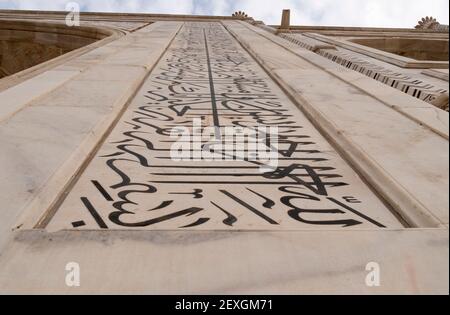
278 32 449 110
415 16 446 31
415 16 438 29
232 11 249 19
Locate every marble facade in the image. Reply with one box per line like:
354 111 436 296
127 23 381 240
0 9 448 294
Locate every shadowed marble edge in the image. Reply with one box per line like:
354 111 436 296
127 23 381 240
0 19 124 92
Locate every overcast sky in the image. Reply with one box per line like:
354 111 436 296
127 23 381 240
0 0 448 28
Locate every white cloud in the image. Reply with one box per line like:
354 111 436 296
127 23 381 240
0 0 448 27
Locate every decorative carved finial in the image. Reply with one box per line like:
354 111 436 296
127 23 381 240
232 11 248 19
415 16 439 29
280 9 291 30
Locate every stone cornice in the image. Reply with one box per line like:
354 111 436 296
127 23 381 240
0 9 253 22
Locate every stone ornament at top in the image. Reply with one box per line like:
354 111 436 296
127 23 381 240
415 16 441 30
232 11 249 19
415 16 449 32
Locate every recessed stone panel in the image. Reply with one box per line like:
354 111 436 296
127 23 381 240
0 20 110 79
45 23 402 231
